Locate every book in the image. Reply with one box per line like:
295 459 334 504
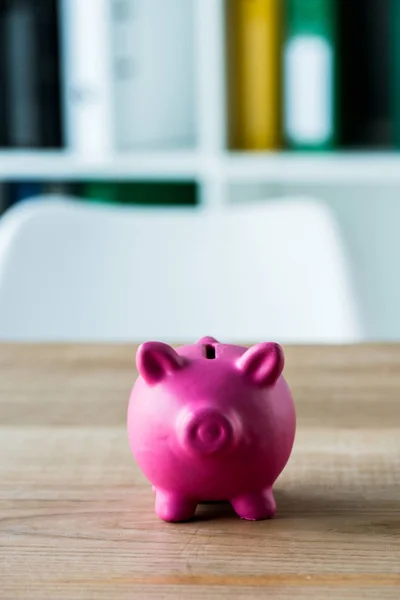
36 0 62 147
0 0 62 148
9 181 43 205
2 0 40 147
227 0 281 150
110 0 196 150
85 182 117 204
0 10 7 146
60 0 114 155
393 0 400 146
283 0 337 150
42 182 81 197
8 181 82 204
0 184 11 214
84 181 198 206
340 0 392 148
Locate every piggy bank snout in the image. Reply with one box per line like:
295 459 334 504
177 407 241 456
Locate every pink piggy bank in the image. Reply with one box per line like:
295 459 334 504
127 337 296 522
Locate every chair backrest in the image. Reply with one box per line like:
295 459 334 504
0 196 362 342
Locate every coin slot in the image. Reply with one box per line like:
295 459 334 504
204 344 216 359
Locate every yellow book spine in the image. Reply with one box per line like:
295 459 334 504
228 0 281 150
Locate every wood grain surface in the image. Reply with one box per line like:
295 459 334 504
0 343 399 599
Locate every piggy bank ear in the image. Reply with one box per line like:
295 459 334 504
236 342 284 387
136 342 185 385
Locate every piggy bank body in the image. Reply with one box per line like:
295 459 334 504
128 337 296 522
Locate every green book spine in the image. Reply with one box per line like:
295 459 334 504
84 182 117 204
392 0 400 147
83 181 197 206
283 0 337 150
117 182 197 206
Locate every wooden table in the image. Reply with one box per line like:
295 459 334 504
1 344 399 599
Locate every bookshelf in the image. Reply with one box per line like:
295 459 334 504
2 0 400 341
1 0 399 211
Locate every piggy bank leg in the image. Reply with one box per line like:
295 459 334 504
231 488 276 521
155 489 197 522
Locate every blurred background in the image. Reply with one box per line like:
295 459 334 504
0 0 399 343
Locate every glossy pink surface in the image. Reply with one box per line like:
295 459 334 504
127 337 296 522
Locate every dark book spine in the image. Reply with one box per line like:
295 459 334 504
35 0 63 147
3 0 40 147
0 7 8 146
1 0 62 148
9 181 43 205
391 0 400 147
339 0 392 148
0 184 12 214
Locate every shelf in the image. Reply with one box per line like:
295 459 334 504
222 152 400 184
0 150 201 180
2 150 400 184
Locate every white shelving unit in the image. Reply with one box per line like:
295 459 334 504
2 0 400 341
1 0 400 210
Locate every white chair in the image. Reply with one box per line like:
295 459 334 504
0 196 362 342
